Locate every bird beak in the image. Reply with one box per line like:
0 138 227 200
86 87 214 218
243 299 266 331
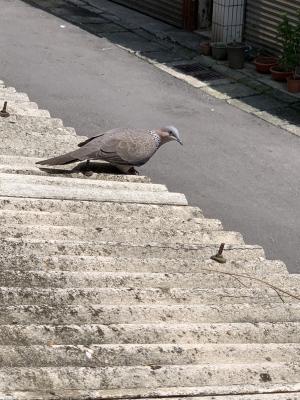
177 138 183 145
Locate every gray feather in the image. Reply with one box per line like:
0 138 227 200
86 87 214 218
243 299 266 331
36 128 160 167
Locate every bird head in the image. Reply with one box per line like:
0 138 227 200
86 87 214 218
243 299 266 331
159 126 183 145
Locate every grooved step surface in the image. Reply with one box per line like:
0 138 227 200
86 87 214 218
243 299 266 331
0 156 151 182
0 132 82 157
0 238 264 259
0 80 298 399
2 286 297 306
0 197 199 217
1 387 300 400
0 119 76 136
1 224 242 245
1 343 300 367
0 173 167 192
0 320 300 346
0 363 299 390
0 254 288 274
1 304 299 325
0 101 50 117
0 174 187 205
1 270 295 289
0 209 217 228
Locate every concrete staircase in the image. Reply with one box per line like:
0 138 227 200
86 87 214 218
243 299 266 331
0 80 300 400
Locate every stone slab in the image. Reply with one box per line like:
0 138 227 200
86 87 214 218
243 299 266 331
0 363 299 391
0 253 287 274
0 197 201 218
0 302 298 325
0 173 166 192
0 237 264 260
0 269 296 290
0 224 242 245
1 342 299 367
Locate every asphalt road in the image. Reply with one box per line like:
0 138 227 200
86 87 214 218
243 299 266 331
1 0 300 272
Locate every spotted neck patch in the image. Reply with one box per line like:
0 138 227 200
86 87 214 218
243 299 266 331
149 130 161 148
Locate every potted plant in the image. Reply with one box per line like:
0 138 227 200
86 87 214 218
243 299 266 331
227 42 246 69
211 42 227 60
287 67 300 93
254 55 278 73
270 13 300 81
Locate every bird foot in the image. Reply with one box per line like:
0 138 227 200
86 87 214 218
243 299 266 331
83 171 94 177
81 160 94 177
128 167 139 175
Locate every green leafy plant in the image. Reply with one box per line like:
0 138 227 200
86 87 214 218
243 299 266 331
277 13 300 72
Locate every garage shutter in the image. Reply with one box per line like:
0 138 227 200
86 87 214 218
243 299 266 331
110 0 198 30
244 0 300 54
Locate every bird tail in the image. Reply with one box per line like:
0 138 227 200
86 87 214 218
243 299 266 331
36 150 79 166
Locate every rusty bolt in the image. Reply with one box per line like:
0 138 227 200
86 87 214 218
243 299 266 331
0 102 10 118
210 242 226 263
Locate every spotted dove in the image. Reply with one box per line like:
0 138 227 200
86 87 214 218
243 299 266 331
36 126 182 174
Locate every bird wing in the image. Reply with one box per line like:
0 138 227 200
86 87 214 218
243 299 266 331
37 129 160 167
97 129 159 166
77 128 123 147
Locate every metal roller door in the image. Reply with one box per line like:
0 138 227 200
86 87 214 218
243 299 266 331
244 0 300 54
110 0 198 30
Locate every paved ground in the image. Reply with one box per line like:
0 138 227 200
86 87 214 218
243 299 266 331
1 0 300 272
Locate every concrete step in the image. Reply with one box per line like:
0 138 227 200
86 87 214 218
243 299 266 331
1 316 300 341
0 173 167 192
192 394 300 400
0 118 76 136
0 131 81 157
0 238 264 260
0 86 17 93
1 343 300 367
0 114 63 128
0 156 151 183
0 209 220 230
0 363 299 391
0 175 188 205
2 386 299 400
0 286 297 306
1 224 243 245
0 197 201 218
0 100 50 117
0 92 30 102
0 270 295 290
0 254 288 274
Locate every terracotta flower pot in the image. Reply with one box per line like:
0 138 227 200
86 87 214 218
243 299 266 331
254 56 278 73
270 66 293 81
199 41 211 56
287 76 300 93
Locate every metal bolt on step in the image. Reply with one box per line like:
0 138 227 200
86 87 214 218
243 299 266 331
210 243 226 263
0 101 10 118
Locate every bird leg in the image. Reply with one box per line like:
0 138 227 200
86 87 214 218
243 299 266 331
82 159 94 177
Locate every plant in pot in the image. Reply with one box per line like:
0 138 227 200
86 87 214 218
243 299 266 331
270 13 300 81
287 66 300 93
